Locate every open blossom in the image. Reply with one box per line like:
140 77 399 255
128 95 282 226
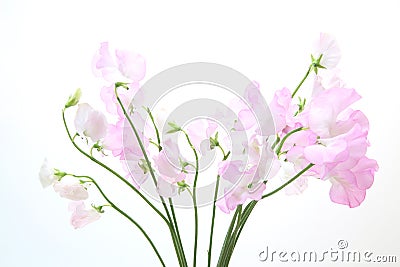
312 32 341 69
92 42 146 84
312 68 345 97
216 160 266 213
328 156 378 208
69 201 101 229
39 159 57 188
269 87 298 133
53 180 88 201
276 159 308 195
74 103 108 142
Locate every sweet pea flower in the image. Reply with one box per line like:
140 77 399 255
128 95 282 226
39 159 57 188
276 159 308 195
157 176 178 198
153 152 186 184
186 119 219 154
216 169 266 213
38 159 66 188
69 201 101 229
74 103 108 142
328 156 378 208
312 68 345 97
92 42 146 84
305 87 361 138
53 179 88 201
217 160 266 213
312 33 341 69
269 87 298 134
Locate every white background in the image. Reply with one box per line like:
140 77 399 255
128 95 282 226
1 0 399 266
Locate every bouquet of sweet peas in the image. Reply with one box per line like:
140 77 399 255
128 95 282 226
39 33 378 267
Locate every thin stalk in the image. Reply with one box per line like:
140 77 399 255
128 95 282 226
216 207 240 267
73 175 166 267
291 64 312 98
222 205 242 266
262 163 314 199
275 126 305 155
181 130 199 267
207 175 220 267
169 198 188 266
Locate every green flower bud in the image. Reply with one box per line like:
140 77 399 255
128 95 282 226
65 88 82 108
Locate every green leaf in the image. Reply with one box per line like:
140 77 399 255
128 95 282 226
166 121 181 134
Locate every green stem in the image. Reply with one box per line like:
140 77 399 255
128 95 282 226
222 205 242 266
275 126 305 155
169 198 188 267
62 109 168 226
262 163 314 199
114 87 186 266
181 130 199 267
73 175 166 267
207 175 220 267
145 107 162 152
216 207 240 267
291 64 312 98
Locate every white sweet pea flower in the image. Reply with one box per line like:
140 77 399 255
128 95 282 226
74 103 108 142
53 179 89 201
312 32 341 69
38 158 65 188
277 159 308 195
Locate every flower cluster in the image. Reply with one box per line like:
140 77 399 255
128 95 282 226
269 33 378 208
39 34 378 267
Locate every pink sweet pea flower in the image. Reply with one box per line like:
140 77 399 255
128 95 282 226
69 201 101 229
312 68 345 97
53 180 88 201
92 42 146 84
186 119 219 154
157 176 177 198
217 161 266 213
312 33 341 69
74 103 108 142
216 172 266 213
269 87 298 134
328 156 378 208
153 151 186 184
305 87 361 138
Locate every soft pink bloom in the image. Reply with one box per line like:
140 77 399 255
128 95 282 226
121 157 147 189
312 68 345 97
92 42 146 84
328 156 378 208
217 160 266 213
74 103 108 142
312 33 341 69
157 176 177 198
269 87 297 133
69 201 101 229
186 119 218 154
100 85 134 118
305 87 361 138
216 173 265 213
53 180 88 201
103 119 124 157
153 151 186 184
